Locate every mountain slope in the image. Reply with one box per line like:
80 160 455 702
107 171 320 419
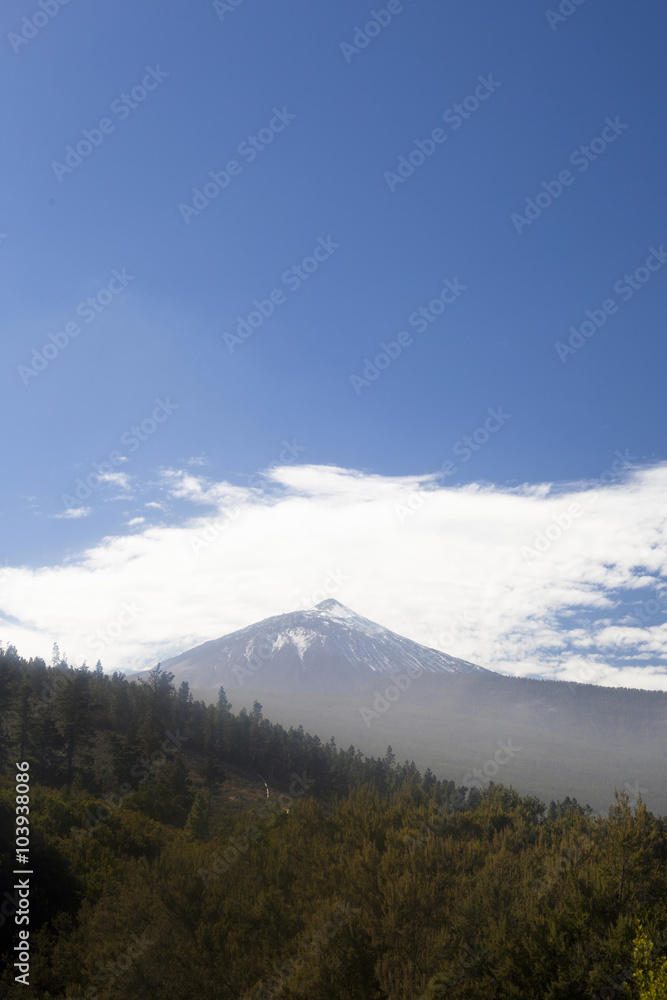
154 599 489 694
136 600 667 813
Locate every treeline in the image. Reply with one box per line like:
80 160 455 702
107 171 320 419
0 644 666 999
0 643 435 797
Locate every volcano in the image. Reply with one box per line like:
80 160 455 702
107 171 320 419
152 599 488 694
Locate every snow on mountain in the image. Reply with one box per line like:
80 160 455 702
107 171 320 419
154 598 489 694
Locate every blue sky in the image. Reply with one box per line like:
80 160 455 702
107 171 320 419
1 0 667 684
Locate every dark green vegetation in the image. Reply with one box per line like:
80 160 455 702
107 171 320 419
1 644 667 999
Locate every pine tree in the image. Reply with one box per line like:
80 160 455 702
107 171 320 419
56 668 93 783
215 687 232 758
422 767 437 794
184 791 209 841
217 686 231 714
601 789 656 911
32 711 64 783
138 663 175 745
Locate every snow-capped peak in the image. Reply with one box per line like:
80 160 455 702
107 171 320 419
157 599 489 693
313 598 357 619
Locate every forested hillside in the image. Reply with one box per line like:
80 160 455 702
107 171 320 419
1 644 666 999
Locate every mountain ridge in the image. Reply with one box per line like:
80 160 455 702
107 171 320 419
149 598 490 694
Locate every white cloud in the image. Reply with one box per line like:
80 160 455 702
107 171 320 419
99 471 131 489
52 506 92 520
1 463 666 689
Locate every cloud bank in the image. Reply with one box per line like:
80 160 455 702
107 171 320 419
1 462 666 690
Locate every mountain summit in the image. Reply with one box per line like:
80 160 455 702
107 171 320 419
156 599 488 694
